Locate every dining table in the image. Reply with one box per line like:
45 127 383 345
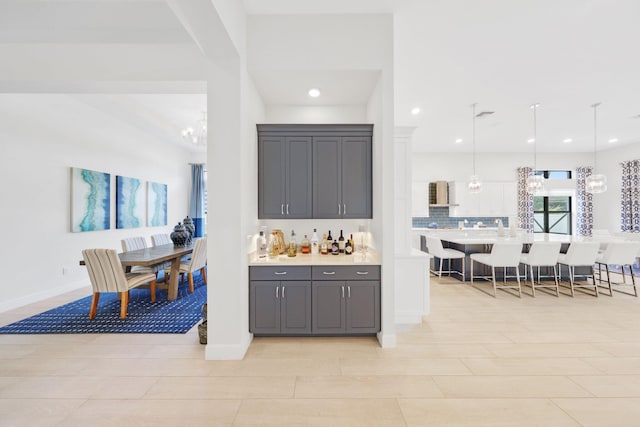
117 243 194 301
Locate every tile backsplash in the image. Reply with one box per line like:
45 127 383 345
413 207 509 229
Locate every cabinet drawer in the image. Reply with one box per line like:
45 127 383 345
312 265 380 281
250 266 311 281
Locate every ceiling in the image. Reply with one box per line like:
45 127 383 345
1 0 638 154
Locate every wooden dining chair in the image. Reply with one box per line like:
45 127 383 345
82 249 157 319
165 237 207 293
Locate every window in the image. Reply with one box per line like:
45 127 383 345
533 170 572 235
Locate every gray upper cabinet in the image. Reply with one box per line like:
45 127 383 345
313 136 372 219
258 135 312 219
257 124 372 219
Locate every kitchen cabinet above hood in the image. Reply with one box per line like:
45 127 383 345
429 181 459 207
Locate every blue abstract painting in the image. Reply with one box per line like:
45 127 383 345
148 182 167 227
71 167 111 232
116 176 146 229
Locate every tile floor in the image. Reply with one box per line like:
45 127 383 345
1 274 640 426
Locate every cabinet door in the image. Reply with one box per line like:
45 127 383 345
313 136 341 218
280 281 311 334
345 281 380 333
286 137 312 218
341 137 372 218
502 182 518 218
250 281 280 334
258 136 286 218
312 281 345 333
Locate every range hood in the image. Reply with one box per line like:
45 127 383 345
429 181 459 207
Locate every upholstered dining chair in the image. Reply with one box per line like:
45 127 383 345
595 241 640 297
556 241 600 297
426 236 465 278
121 236 166 275
470 241 523 297
165 237 207 293
519 241 562 297
151 234 171 246
82 248 157 319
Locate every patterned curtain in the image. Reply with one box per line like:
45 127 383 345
189 164 206 237
576 166 593 236
621 160 640 232
517 167 533 231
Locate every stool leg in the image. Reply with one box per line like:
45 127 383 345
631 265 638 297
516 266 521 298
553 265 559 297
605 264 613 296
530 265 535 297
492 266 497 297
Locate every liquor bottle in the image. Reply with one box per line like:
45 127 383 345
320 234 328 255
301 234 311 254
331 239 339 255
345 238 353 255
258 231 267 258
338 229 345 253
349 233 355 253
268 231 280 258
287 230 297 257
310 228 320 254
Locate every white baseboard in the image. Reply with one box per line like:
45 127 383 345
205 333 253 360
0 278 89 313
377 331 397 348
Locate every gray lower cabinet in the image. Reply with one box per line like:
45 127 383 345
249 265 380 336
311 266 380 335
249 267 311 335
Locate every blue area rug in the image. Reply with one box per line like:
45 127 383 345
0 273 206 334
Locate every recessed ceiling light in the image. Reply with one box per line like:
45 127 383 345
527 138 535 144
308 88 320 98
608 138 618 143
563 138 573 143
455 138 463 144
411 107 421 115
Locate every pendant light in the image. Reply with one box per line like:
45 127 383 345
585 102 607 193
526 103 544 193
468 103 482 194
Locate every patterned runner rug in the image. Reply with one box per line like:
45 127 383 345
0 274 206 334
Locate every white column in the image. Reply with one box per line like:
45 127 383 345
394 126 416 255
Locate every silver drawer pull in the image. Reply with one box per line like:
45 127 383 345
282 286 286 298
348 285 351 298
322 271 336 275
356 271 369 275
274 271 287 275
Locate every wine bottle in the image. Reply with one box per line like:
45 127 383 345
345 238 352 255
331 239 339 255
320 234 328 255
287 229 297 257
301 234 311 254
338 229 345 253
327 230 333 244
258 231 267 258
350 233 355 253
310 228 320 254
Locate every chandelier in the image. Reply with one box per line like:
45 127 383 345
468 103 482 194
182 111 207 146
526 103 545 194
585 103 607 193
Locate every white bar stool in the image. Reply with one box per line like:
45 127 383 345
426 236 465 279
595 241 640 297
470 242 523 297
520 241 562 297
556 242 600 297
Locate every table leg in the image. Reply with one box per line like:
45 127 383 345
168 257 181 301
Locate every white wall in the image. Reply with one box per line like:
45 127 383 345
412 152 592 182
265 105 367 124
0 94 191 312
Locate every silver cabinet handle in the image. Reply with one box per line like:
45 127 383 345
348 285 351 298
344 204 346 215
282 285 286 298
274 271 287 275
356 271 369 275
276 286 279 299
322 271 336 275
338 204 341 214
341 285 345 298
286 204 289 215
281 204 284 215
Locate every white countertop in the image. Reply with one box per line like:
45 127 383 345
422 230 628 245
248 250 381 266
